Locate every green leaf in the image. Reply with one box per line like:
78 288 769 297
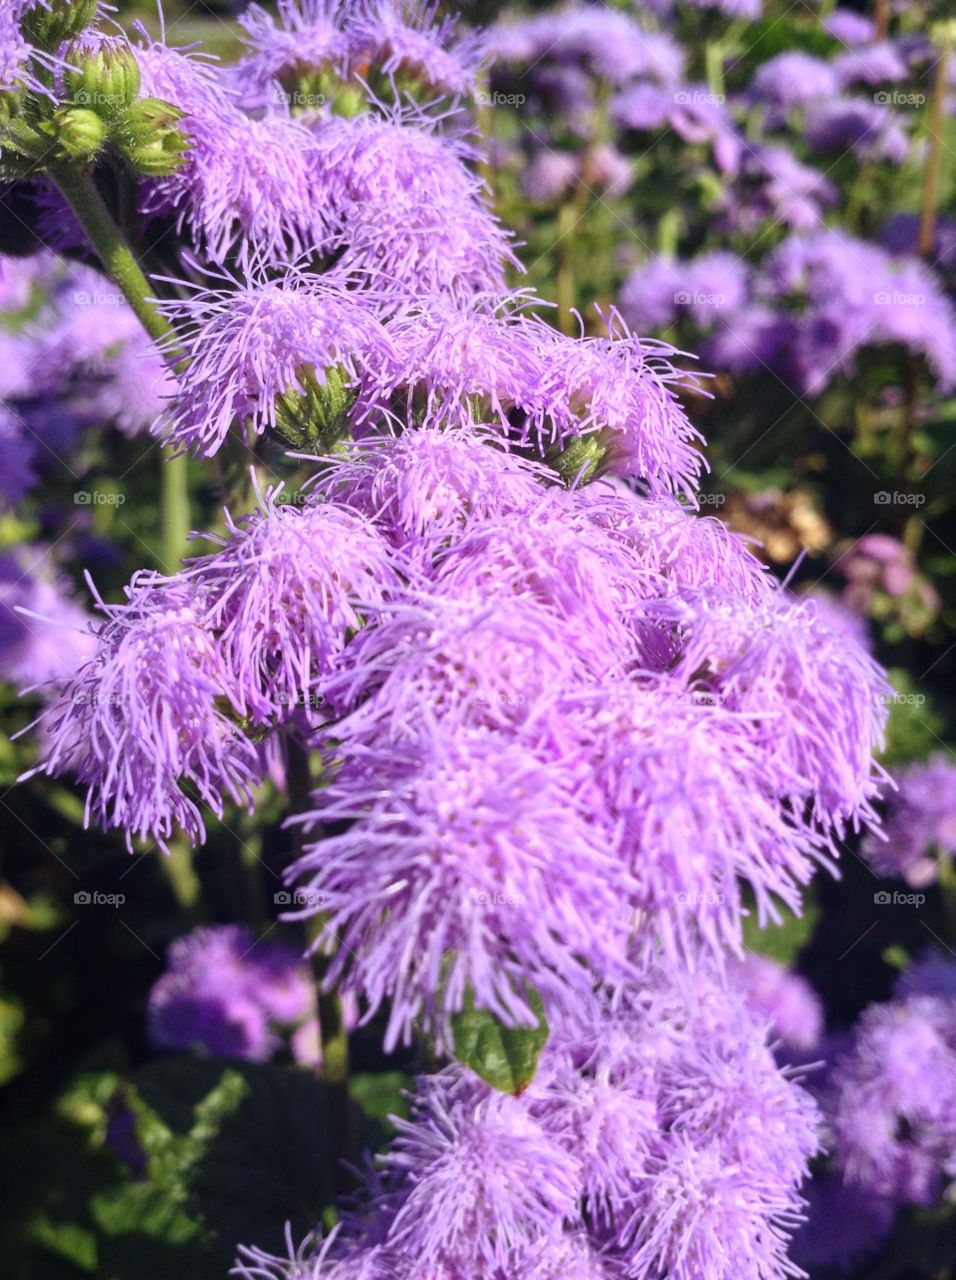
742 898 820 966
451 988 549 1095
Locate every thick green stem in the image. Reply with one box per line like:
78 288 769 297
161 453 190 571
50 163 190 568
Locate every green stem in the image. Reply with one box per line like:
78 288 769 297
50 164 178 350
704 41 725 99
50 163 190 569
161 453 190 571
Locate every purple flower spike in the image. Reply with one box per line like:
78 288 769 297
27 578 261 852
157 268 397 455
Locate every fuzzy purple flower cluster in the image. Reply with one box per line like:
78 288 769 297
235 960 820 1280
149 924 314 1061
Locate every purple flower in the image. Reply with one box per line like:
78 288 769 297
157 267 397 455
520 150 579 202
827 993 956 1204
528 314 705 494
806 97 910 165
310 424 552 553
834 43 908 89
149 969 274 1061
134 32 331 264
149 924 318 1060
373 298 704 494
345 0 487 96
863 754 956 886
730 953 824 1054
166 924 312 1022
618 258 684 331
383 1069 581 1271
572 482 771 602
236 959 820 1278
289 722 632 1049
27 577 262 851
611 81 672 132
732 147 836 233
186 488 397 724
309 108 516 302
824 8 874 46
661 587 889 831
491 8 683 86
756 231 956 394
0 551 97 689
751 52 838 108
236 0 348 99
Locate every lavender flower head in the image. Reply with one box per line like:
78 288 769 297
157 267 397 455
345 0 487 96
863 754 956 886
827 992 956 1205
751 52 838 109
0 551 96 689
186 486 397 724
149 924 313 1060
26 577 262 851
234 960 820 1279
730 952 824 1055
309 107 517 301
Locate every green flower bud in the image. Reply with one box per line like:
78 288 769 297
21 0 99 49
549 433 610 487
52 105 108 160
64 42 142 117
113 97 189 176
275 366 356 452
